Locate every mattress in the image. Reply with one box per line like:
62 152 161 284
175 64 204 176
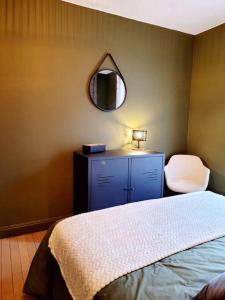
24 192 225 300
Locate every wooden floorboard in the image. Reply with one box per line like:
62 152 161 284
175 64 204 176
1 238 14 300
0 231 47 300
17 235 31 283
25 235 36 264
10 237 23 299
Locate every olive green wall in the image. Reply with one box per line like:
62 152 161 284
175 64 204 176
0 0 193 227
187 24 225 194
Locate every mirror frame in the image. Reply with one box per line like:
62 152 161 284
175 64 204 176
89 68 127 112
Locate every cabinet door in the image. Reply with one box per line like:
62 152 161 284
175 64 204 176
90 158 129 211
130 156 164 202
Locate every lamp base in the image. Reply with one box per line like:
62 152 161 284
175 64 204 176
132 147 146 151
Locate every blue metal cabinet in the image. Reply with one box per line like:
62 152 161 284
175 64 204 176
130 156 164 202
73 150 164 214
90 158 129 211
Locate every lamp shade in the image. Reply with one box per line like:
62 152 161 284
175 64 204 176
132 130 147 142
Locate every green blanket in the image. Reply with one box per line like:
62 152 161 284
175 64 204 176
24 225 225 300
97 237 225 300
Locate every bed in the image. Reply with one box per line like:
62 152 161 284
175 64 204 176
24 191 225 300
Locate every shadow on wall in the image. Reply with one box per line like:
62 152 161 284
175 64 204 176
0 151 73 227
47 151 73 217
209 171 225 195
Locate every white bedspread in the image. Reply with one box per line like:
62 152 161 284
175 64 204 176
49 191 225 300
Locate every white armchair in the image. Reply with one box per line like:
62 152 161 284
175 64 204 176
164 155 210 193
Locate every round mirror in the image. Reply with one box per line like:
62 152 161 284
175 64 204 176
89 69 127 111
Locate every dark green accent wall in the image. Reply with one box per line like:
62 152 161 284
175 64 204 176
0 0 193 227
188 24 225 194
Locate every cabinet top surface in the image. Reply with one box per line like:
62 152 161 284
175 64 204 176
75 149 164 159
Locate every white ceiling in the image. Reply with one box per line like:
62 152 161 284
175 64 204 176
62 0 225 35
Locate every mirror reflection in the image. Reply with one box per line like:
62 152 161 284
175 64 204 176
89 69 126 111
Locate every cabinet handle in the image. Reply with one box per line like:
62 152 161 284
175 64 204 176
123 188 135 192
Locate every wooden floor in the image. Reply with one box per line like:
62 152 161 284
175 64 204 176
0 231 47 300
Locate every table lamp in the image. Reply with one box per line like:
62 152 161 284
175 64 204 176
132 130 147 149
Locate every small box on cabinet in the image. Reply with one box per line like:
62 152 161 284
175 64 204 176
82 144 106 154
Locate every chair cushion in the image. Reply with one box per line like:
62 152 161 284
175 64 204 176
167 179 206 193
